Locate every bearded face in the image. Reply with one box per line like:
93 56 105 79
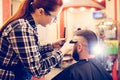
72 45 79 61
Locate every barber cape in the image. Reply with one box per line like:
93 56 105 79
52 58 113 80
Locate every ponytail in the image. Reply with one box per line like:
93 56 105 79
0 0 34 35
0 0 63 36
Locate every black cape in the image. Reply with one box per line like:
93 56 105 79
52 58 113 80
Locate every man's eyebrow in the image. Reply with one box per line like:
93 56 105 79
69 40 78 44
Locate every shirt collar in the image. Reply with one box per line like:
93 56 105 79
26 15 36 28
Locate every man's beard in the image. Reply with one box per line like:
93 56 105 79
72 47 79 61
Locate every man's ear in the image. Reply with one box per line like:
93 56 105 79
77 43 83 52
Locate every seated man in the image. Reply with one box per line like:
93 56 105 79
52 30 113 80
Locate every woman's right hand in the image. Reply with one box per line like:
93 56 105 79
60 40 75 54
51 38 66 49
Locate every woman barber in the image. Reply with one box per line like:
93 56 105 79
0 0 73 79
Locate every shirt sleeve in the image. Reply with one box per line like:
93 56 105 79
39 44 54 58
8 23 63 78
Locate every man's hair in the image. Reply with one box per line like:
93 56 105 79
74 30 98 54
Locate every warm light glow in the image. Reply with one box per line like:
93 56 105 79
90 8 96 11
99 25 106 28
113 27 116 31
103 21 113 25
63 0 70 3
68 8 75 11
96 0 103 2
79 7 86 11
92 44 104 55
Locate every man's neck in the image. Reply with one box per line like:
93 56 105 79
79 52 94 60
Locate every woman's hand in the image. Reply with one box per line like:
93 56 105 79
60 40 75 54
51 38 66 49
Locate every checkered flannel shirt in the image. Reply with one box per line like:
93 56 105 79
0 16 63 80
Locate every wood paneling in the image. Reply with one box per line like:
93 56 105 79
2 0 11 23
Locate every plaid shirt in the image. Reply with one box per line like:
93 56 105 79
0 16 63 80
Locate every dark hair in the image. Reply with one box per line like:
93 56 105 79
0 0 63 36
74 30 98 54
31 0 63 13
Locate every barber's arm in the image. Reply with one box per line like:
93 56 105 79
9 26 63 78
